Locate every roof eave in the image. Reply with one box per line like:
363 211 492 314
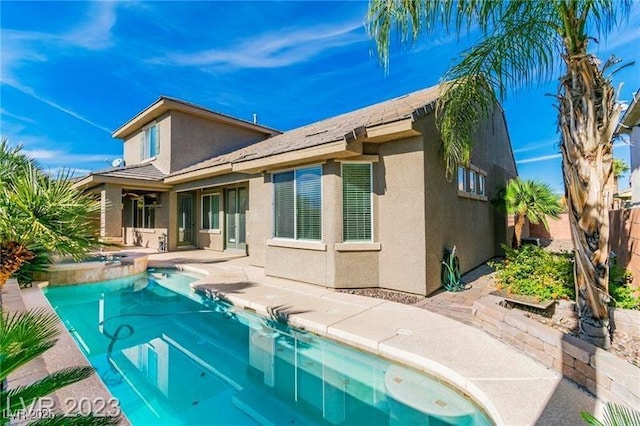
164 164 233 184
112 97 281 140
73 174 171 191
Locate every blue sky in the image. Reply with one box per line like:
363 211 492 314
1 1 639 193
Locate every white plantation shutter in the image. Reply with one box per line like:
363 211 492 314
342 163 372 241
295 167 322 240
273 171 295 238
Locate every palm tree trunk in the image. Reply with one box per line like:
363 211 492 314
0 242 34 287
559 53 622 349
513 214 525 249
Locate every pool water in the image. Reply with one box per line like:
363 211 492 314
44 270 492 425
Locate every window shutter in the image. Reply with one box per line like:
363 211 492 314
273 172 295 238
295 167 322 240
342 163 372 241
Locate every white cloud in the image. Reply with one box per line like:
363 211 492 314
23 148 113 164
44 167 93 178
513 138 559 154
517 153 562 164
518 140 629 164
152 20 366 69
0 108 37 125
5 82 112 133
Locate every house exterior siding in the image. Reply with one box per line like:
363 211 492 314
422 110 516 295
169 110 269 173
79 87 517 296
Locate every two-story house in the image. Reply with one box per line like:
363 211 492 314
75 85 517 296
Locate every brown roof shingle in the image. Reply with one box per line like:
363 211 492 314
93 163 166 181
168 84 441 177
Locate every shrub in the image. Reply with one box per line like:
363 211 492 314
609 265 640 310
491 245 575 301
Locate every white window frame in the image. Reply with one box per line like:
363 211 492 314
478 174 486 196
341 161 373 243
272 164 323 241
141 122 159 161
469 169 477 193
457 166 466 192
201 192 221 232
132 196 157 229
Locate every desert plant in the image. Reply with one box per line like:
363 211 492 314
581 402 640 426
0 308 119 424
0 141 101 287
367 0 631 348
609 265 640 310
490 245 575 301
502 179 563 248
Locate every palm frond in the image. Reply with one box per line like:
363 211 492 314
0 342 57 381
581 402 640 426
1 367 95 413
0 309 60 354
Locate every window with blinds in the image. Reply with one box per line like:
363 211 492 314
273 166 322 240
342 163 372 242
202 193 220 230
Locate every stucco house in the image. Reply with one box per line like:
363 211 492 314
74 85 517 296
621 91 640 204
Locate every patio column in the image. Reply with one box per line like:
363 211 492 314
100 184 123 241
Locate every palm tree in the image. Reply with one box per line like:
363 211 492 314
503 179 563 248
367 0 631 348
0 140 101 286
1 308 120 425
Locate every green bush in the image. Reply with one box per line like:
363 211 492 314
490 245 575 301
609 264 640 310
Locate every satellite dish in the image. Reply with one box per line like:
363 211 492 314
111 158 125 168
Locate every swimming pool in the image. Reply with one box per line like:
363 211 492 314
44 270 492 425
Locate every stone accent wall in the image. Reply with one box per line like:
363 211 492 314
473 295 640 411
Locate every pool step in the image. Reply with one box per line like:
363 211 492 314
232 388 312 426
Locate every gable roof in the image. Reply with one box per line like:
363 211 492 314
93 163 166 181
72 163 170 191
112 96 281 140
168 84 442 178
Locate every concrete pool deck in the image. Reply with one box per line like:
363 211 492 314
141 249 600 425
1 247 601 425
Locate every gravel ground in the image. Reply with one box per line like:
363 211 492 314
336 288 424 305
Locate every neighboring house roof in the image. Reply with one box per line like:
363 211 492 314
168 85 442 179
112 96 281 139
619 89 640 134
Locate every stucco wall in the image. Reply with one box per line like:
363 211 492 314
169 110 269 173
376 137 427 294
422 109 516 295
247 174 271 266
123 112 171 173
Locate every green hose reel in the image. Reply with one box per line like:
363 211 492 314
441 246 466 292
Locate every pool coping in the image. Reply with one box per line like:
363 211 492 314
4 250 601 426
163 260 601 426
2 279 130 425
